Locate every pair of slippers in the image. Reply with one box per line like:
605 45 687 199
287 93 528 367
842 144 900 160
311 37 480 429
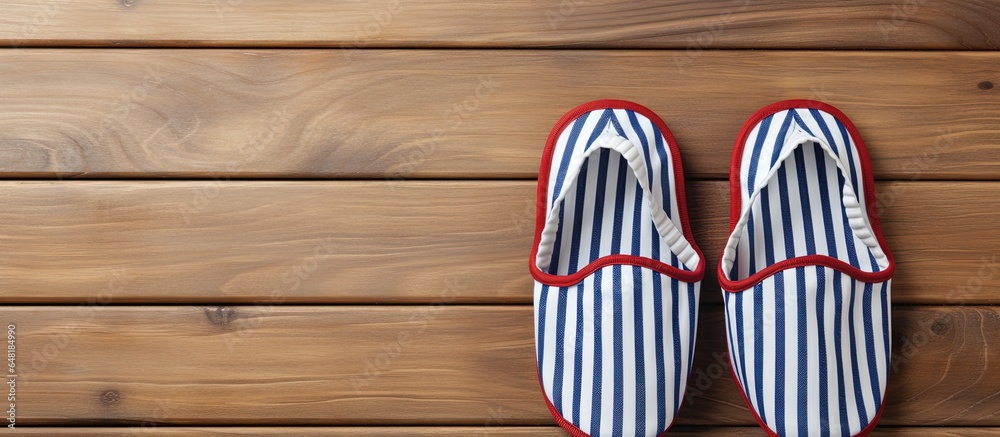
530 100 894 437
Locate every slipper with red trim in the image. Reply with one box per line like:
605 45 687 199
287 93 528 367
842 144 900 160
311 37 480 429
530 100 705 436
718 100 895 437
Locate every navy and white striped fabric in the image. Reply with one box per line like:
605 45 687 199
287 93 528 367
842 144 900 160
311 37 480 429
719 103 893 437
533 103 702 436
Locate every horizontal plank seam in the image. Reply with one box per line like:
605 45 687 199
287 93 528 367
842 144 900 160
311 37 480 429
3 177 1000 183
0 46 998 52
0 303 981 308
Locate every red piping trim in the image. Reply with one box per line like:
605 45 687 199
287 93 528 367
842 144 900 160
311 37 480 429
718 99 895 292
529 99 706 286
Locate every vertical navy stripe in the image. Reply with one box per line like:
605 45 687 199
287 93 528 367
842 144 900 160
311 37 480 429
791 109 816 136
771 111 796 166
591 267 604 435
687 282 697 376
738 113 774 278
862 281 881 411
880 280 891 383
752 283 766 424
551 114 590 208
611 265 624 433
774 158 797 436
810 109 860 209
669 253 682 414
652 238 666 432
816 267 831 435
724 292 740 390
546 206 565 275
572 281 584 425
747 115 776 196
653 125 679 268
792 148 817 435
734 292 748 401
608 110 627 137
833 271 850 435
776 162 796 260
759 116 796 432
808 108 840 157
793 147 818 255
588 148 611 434
583 110 613 152
610 158 629 432
626 111 655 188
537 285 549 378
813 143 839 257
746 214 756 278
835 120 860 199
773 272 786 436
757 179 777 426
552 285 568 410
812 140 848 433
847 280 869 422
725 294 745 409
832 126 869 425
568 157 591 423
632 265 646 434
630 178 647 432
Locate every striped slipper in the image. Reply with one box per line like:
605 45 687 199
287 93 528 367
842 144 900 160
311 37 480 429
718 100 895 437
530 100 705 437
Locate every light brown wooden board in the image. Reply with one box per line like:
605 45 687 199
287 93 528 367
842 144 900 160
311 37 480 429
0 181 997 304
5 306 999 426
9 427 1000 436
0 428 570 437
0 50 997 180
1 1 998 49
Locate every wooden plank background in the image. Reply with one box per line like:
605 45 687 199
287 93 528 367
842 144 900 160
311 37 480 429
9 306 1000 426
1 1 998 435
0 50 997 180
13 427 1000 436
0 181 997 305
1 1 998 49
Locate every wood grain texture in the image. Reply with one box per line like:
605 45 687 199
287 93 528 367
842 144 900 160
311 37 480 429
10 427 1000 436
1 1 998 49
0 50 997 180
6 306 1000 426
1 181 998 304
4 428 570 436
